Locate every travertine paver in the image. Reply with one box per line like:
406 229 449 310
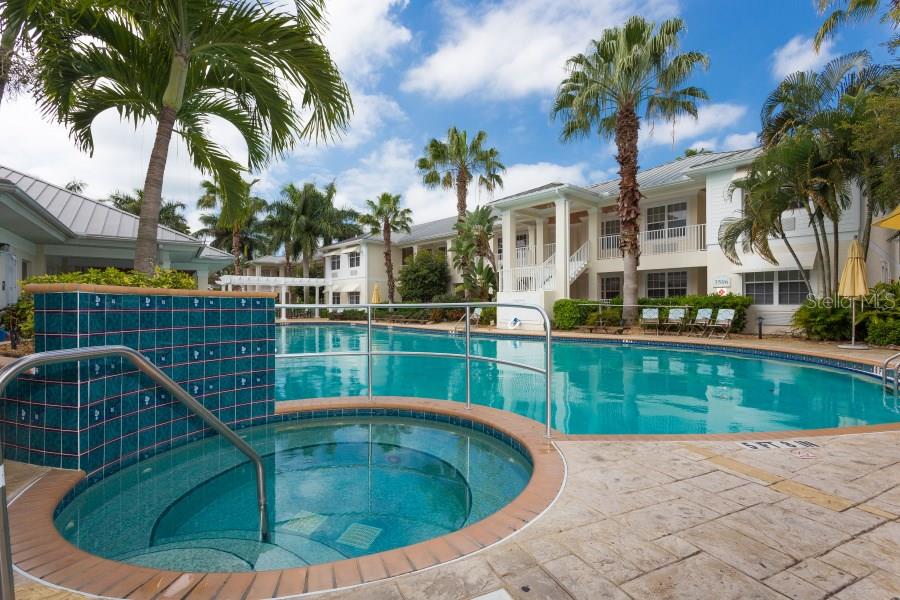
11 430 900 599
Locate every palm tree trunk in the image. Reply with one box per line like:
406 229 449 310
860 184 873 260
780 231 813 292
135 106 177 274
803 202 829 296
0 23 22 109
832 217 840 295
615 104 641 324
232 224 241 290
455 168 468 223
302 256 310 303
384 223 395 302
817 213 832 296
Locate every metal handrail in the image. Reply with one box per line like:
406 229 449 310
275 302 554 437
882 351 900 396
0 346 271 599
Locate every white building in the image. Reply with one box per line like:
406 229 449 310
0 165 233 308
316 149 899 330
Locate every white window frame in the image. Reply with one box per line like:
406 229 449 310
347 291 361 305
742 270 810 305
348 251 361 268
646 270 688 298
331 291 341 304
600 275 622 300
329 255 340 271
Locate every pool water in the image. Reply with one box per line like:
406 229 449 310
276 324 898 435
55 417 531 571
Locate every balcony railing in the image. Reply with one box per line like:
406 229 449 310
499 264 554 292
597 224 706 259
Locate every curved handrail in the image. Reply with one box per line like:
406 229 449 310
0 346 270 541
275 302 554 437
883 351 900 396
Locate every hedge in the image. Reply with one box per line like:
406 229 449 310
553 294 753 331
791 281 900 344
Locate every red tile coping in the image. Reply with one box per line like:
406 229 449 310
10 399 564 599
23 283 278 298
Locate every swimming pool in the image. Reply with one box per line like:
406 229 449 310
54 416 532 572
276 324 898 435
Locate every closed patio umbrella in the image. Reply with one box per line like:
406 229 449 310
370 284 383 304
873 205 900 230
837 238 869 350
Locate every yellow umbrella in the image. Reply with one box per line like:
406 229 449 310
873 205 900 230
837 238 869 349
370 284 383 304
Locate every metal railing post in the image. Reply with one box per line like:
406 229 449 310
465 306 471 409
0 443 14 600
367 306 373 401
540 305 553 438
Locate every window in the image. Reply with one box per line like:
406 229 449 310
402 247 414 263
602 220 620 236
516 233 528 248
329 255 340 271
646 271 687 298
743 272 775 304
348 292 360 305
778 270 810 304
647 202 687 235
331 292 341 304
348 251 360 268
600 275 622 300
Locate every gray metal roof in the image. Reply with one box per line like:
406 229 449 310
589 148 760 196
322 214 466 250
0 165 204 245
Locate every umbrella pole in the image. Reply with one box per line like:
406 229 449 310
851 299 855 347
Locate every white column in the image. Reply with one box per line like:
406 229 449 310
280 284 287 320
554 195 569 298
501 209 516 288
527 223 536 264
445 239 456 281
535 217 545 263
587 207 599 299
195 269 209 290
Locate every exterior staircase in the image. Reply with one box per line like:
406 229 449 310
568 242 590 283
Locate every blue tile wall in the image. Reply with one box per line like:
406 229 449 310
1 290 276 481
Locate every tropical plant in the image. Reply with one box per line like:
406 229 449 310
0 0 65 106
455 205 499 271
34 0 352 274
814 0 900 52
449 234 496 300
196 178 267 273
416 127 505 223
64 178 86 193
397 251 450 303
194 211 270 268
358 193 412 303
107 188 191 235
552 16 709 322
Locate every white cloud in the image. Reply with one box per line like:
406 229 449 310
722 131 758 150
640 103 748 148
330 138 590 224
689 138 718 151
771 35 835 80
323 0 412 84
402 0 679 100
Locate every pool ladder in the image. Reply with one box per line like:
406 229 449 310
0 345 271 600
883 351 900 397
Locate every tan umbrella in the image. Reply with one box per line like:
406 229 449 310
837 238 869 349
873 205 900 230
370 284 383 304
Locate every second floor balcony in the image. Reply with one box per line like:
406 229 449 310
597 224 706 259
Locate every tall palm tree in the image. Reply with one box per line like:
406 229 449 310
358 193 412 303
552 16 709 321
416 127 505 223
195 209 270 267
35 0 352 274
197 178 267 274
107 188 191 234
0 0 62 107
814 0 899 52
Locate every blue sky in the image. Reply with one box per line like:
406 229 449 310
0 0 893 229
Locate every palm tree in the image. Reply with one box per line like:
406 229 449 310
358 193 412 303
416 127 506 223
196 178 267 274
456 205 499 272
552 16 709 321
107 189 191 235
0 0 61 107
35 0 352 274
814 0 899 52
195 210 270 267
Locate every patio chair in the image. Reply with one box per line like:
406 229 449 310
661 307 687 335
639 307 660 335
453 307 482 333
689 308 713 336
706 308 735 339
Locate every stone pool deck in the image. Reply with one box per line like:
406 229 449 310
11 427 900 599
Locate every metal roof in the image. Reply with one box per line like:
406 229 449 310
0 165 204 245
589 148 761 196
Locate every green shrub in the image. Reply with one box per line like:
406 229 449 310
1 267 196 340
584 312 601 326
428 293 464 322
397 252 450 302
328 308 367 321
480 306 496 325
866 317 900 346
791 302 852 341
552 299 584 329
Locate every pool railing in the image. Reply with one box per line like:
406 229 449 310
274 302 554 439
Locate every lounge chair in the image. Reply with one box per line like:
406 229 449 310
640 308 660 335
661 307 687 335
706 308 735 339
689 308 713 336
